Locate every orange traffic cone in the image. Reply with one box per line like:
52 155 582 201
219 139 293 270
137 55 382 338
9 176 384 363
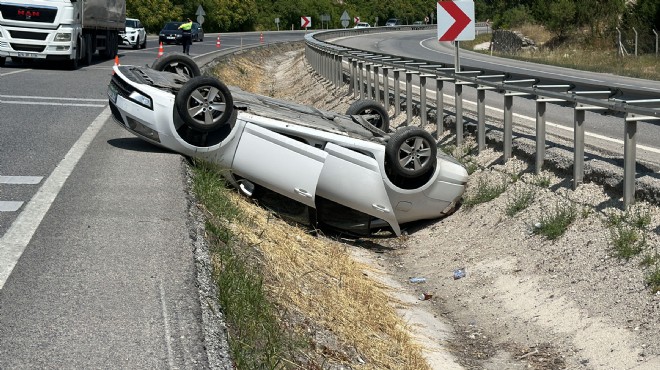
157 42 164 58
260 32 264 44
112 55 119 74
216 35 221 48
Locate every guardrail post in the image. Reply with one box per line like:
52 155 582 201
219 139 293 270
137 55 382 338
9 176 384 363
477 88 486 152
383 67 391 110
435 77 447 138
419 74 433 127
394 69 402 115
573 105 586 189
373 64 381 103
536 101 546 173
405 71 418 125
358 61 365 99
455 84 464 146
503 93 513 160
347 57 354 95
624 116 637 207
352 59 359 98
366 63 373 100
336 54 343 87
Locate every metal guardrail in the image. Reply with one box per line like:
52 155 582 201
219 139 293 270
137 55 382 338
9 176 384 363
303 30 660 207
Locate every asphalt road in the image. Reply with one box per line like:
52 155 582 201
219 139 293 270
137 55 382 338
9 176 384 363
0 30 305 368
333 30 660 170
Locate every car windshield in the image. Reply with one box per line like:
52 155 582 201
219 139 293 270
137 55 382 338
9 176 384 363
126 20 138 28
163 22 183 30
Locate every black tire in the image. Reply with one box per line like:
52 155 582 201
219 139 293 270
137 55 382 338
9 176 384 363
175 76 234 133
0 57 5 67
133 36 139 50
346 99 389 131
151 53 201 79
141 36 147 49
67 40 81 70
83 34 93 66
385 126 437 178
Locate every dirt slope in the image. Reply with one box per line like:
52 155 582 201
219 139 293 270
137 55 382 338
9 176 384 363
213 44 660 370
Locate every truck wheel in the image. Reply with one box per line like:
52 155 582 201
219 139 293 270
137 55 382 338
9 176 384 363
346 99 389 131
67 40 81 70
175 76 234 133
151 53 201 78
385 126 437 178
0 57 5 67
83 34 93 66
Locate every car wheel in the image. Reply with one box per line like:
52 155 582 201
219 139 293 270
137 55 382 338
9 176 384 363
385 126 437 178
175 76 234 133
151 53 201 78
133 37 139 50
346 99 389 131
141 36 147 49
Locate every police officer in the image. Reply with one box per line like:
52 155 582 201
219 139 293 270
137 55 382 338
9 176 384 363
178 18 193 55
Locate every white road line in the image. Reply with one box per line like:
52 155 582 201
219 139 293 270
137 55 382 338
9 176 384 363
0 99 105 107
159 282 176 369
0 202 23 212
0 107 110 290
0 95 107 102
0 176 43 185
0 69 31 77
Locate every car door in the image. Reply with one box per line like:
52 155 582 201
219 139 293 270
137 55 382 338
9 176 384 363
231 123 326 208
315 142 401 235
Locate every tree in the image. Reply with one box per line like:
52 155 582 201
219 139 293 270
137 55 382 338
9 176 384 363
126 0 183 32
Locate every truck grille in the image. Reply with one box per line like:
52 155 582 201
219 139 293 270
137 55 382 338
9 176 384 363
0 4 57 23
9 30 48 40
10 43 45 52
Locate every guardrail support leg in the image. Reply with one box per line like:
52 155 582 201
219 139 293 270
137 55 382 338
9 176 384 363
358 61 365 100
352 59 358 99
406 71 413 125
337 55 343 87
503 94 513 161
456 84 464 146
624 117 637 207
373 65 381 104
573 108 585 190
477 89 485 153
536 101 546 174
394 70 401 115
347 58 354 95
383 68 391 110
420 75 428 127
366 63 373 100
436 79 445 139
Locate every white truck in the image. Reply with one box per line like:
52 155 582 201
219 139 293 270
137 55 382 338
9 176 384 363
0 0 125 69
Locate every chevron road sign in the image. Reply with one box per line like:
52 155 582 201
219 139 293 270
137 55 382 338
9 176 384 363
437 1 475 41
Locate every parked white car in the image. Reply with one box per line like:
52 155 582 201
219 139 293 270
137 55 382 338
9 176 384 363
120 18 147 49
107 54 468 236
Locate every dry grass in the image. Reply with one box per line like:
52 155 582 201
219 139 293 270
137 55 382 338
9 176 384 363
224 191 430 368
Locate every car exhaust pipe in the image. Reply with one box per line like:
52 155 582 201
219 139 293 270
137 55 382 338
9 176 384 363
237 179 255 197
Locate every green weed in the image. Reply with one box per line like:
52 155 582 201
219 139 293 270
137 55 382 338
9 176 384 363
534 200 577 240
463 175 508 208
505 185 535 217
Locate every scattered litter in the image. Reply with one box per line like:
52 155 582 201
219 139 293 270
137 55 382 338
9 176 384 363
534 222 542 229
419 293 433 301
409 277 426 284
453 268 466 280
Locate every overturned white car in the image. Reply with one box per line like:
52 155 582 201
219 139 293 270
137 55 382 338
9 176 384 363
107 53 468 236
